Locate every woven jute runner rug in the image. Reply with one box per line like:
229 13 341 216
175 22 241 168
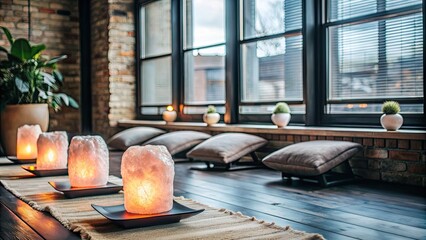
0 162 324 239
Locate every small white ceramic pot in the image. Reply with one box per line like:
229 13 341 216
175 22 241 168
203 113 220 126
162 110 177 123
271 113 291 128
380 114 403 131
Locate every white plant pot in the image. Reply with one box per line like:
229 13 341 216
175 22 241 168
162 111 177 123
380 114 403 131
203 113 220 126
271 113 291 128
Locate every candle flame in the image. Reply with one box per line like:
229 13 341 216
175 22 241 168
166 106 174 111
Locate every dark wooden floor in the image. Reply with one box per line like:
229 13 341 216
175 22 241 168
111 153 426 240
1 153 425 239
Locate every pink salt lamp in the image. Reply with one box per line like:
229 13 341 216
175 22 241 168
16 124 42 159
36 131 68 170
68 136 109 187
121 145 175 214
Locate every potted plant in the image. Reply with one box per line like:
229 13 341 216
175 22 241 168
0 26 78 155
271 102 291 128
380 101 403 131
203 105 220 126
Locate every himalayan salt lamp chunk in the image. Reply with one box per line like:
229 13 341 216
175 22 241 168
36 131 68 170
17 124 42 159
68 136 109 187
121 145 175 214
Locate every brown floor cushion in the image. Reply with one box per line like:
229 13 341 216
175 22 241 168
262 140 362 176
107 127 165 151
186 133 267 164
142 131 211 156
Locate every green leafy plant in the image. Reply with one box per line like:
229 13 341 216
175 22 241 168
206 105 217 114
382 101 400 114
0 26 78 112
273 102 290 114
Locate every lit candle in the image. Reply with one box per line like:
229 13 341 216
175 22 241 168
17 125 42 159
36 131 68 170
68 136 109 187
162 105 177 123
121 145 174 214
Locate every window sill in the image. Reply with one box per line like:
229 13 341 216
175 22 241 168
117 120 426 140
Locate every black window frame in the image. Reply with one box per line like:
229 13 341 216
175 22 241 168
135 0 425 129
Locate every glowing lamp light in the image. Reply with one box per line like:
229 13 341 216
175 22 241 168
36 131 68 170
121 145 174 214
17 125 42 159
68 136 109 187
162 105 177 123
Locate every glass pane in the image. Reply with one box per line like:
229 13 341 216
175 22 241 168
328 14 423 102
242 0 302 39
326 103 423 114
241 36 303 102
141 57 172 106
386 0 422 11
329 0 422 21
184 45 226 104
240 104 305 114
183 105 225 114
141 0 171 58
184 0 225 49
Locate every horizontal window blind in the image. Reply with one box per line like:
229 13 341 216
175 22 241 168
327 1 423 110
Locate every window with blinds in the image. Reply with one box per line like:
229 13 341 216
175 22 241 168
240 0 304 115
140 0 172 114
327 0 423 114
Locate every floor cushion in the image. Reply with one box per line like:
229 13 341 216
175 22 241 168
107 127 165 151
143 131 211 156
262 140 362 176
186 133 267 164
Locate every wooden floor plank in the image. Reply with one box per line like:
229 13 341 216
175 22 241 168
109 155 426 240
177 180 420 239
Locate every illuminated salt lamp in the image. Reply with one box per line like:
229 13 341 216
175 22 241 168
36 131 68 170
17 125 42 159
162 105 177 123
68 136 109 187
121 145 174 214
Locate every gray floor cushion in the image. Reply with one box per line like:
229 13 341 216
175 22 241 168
262 140 362 176
186 133 267 164
107 127 166 151
143 131 211 156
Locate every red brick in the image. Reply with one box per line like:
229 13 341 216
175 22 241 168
343 137 353 142
368 159 381 170
407 164 426 174
389 150 420 161
301 135 309 142
39 7 56 14
398 140 410 149
363 138 373 146
334 137 343 141
410 140 423 150
381 160 406 172
386 139 397 148
365 149 388 159
287 135 294 142
317 136 326 140
309 136 317 141
374 139 385 148
294 135 301 142
279 135 287 141
326 136 334 140
353 138 363 144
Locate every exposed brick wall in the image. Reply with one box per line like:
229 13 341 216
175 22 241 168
91 0 110 137
0 0 81 133
91 0 135 138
